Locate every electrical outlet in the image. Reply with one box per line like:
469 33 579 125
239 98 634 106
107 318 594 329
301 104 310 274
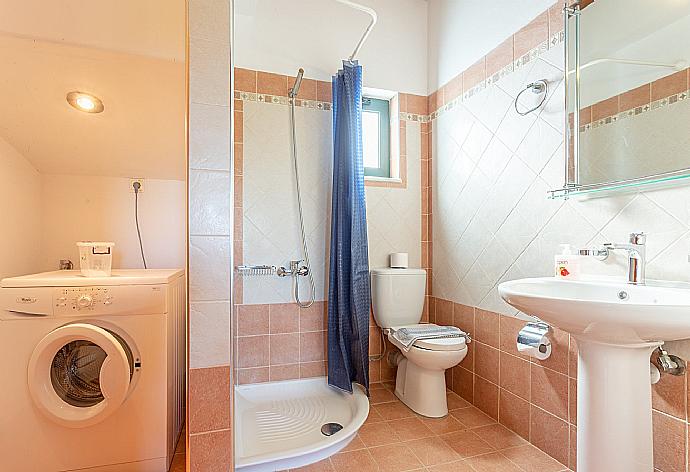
130 179 144 193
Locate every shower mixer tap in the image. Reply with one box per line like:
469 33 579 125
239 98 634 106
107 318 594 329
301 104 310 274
277 260 310 277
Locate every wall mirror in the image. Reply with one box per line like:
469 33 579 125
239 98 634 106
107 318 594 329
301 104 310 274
557 0 690 198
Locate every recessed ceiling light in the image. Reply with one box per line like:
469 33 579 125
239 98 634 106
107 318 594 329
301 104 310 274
66 91 104 113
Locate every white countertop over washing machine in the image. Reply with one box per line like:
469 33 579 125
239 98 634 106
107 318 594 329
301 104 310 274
0 269 185 472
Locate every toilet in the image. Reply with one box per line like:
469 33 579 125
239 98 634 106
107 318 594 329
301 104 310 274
371 268 468 418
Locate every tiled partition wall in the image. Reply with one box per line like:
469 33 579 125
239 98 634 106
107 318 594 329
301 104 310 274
232 67 428 385
187 0 233 470
429 2 690 471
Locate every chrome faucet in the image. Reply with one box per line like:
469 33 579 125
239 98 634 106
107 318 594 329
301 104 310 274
604 232 647 285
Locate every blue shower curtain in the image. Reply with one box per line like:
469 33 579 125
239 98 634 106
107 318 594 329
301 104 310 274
327 61 371 394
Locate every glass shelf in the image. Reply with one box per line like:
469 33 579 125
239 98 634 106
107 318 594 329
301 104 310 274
548 168 690 199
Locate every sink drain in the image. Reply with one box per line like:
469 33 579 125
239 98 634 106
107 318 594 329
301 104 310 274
321 422 343 436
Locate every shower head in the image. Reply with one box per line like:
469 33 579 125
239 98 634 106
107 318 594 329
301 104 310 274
289 68 304 98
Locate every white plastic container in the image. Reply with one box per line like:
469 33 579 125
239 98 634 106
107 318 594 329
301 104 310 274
76 242 115 277
554 244 580 279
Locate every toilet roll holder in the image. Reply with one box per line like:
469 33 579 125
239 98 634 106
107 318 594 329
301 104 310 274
516 321 552 360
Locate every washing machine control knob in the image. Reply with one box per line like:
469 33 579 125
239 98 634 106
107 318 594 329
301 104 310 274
77 294 94 308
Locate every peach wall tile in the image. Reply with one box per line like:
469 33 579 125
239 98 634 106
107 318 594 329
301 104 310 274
257 71 288 96
568 337 578 378
453 303 475 333
234 143 243 175
475 309 500 348
499 352 530 400
300 331 327 362
370 327 382 356
189 430 232 472
533 328 568 375
269 303 299 333
499 389 530 440
300 360 327 378
269 363 300 381
475 342 500 384
486 37 514 77
530 364 568 420
269 333 300 365
452 366 474 402
579 106 592 125
236 367 268 384
529 406 569 466
189 366 231 433
234 98 243 111
460 341 474 371
234 68 257 92
547 2 565 37
653 410 687 472
428 90 443 113
569 377 577 425
435 298 453 326
463 58 486 93
398 93 409 113
514 12 549 58
591 96 618 121
443 74 464 104
652 370 686 420
291 76 317 100
651 69 689 101
407 94 428 115
301 301 327 332
237 304 269 335
237 335 269 368
619 83 651 110
569 425 577 471
234 110 243 143
317 80 333 103
421 133 430 160
474 376 499 420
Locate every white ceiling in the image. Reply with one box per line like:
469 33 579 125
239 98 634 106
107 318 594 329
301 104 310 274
0 0 186 180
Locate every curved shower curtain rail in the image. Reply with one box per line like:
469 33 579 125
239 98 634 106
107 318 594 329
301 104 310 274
334 0 378 62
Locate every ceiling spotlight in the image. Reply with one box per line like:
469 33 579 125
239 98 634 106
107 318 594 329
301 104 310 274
66 91 104 113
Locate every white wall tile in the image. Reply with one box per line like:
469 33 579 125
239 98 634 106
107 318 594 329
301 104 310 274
190 301 231 368
189 235 231 301
189 170 231 235
189 103 231 171
189 36 230 106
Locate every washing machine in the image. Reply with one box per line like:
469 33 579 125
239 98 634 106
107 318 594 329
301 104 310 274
0 269 185 472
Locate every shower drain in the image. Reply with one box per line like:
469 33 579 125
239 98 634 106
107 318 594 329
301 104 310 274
320 422 343 436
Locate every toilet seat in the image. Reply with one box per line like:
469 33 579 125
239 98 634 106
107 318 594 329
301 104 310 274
388 324 467 352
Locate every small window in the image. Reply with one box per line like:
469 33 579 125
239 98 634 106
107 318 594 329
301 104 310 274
362 97 390 178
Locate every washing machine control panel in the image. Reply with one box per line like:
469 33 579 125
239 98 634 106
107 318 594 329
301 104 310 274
55 287 114 313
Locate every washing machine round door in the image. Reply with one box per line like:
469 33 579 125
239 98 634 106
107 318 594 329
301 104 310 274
27 323 134 428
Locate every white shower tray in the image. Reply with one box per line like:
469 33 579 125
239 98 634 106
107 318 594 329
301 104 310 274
234 377 369 471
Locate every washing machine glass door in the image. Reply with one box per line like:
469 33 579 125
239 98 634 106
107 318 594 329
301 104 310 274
27 322 134 428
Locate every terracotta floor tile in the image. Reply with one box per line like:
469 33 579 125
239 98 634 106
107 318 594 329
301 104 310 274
366 407 386 424
388 417 436 441
418 414 466 435
465 452 523 472
447 392 472 410
450 406 497 428
472 424 527 450
340 434 366 452
289 458 335 471
405 437 460 466
369 443 424 472
358 421 401 447
330 450 378 471
500 444 567 472
169 453 185 472
440 430 495 458
425 459 475 472
370 388 398 405
374 401 416 420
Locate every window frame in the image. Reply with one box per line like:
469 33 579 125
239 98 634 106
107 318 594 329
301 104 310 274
362 97 391 178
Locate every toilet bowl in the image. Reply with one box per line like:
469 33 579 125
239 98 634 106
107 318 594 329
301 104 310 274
387 325 467 417
370 268 469 417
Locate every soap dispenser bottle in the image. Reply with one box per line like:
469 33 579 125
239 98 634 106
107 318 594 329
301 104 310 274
555 244 580 279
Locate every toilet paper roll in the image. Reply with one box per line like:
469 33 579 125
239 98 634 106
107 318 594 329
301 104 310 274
516 322 552 360
390 252 409 268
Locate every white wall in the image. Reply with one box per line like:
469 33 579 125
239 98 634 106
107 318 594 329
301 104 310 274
427 0 555 91
41 174 185 271
0 137 42 280
234 0 428 95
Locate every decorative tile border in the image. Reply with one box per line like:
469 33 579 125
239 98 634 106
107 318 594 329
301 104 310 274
580 88 689 133
234 91 332 111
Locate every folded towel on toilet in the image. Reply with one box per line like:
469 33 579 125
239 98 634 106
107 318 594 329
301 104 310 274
391 325 469 352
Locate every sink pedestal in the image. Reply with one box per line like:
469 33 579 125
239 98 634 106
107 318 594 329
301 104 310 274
577 338 662 472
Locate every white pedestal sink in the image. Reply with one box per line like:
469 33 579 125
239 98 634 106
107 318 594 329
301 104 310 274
498 277 690 472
